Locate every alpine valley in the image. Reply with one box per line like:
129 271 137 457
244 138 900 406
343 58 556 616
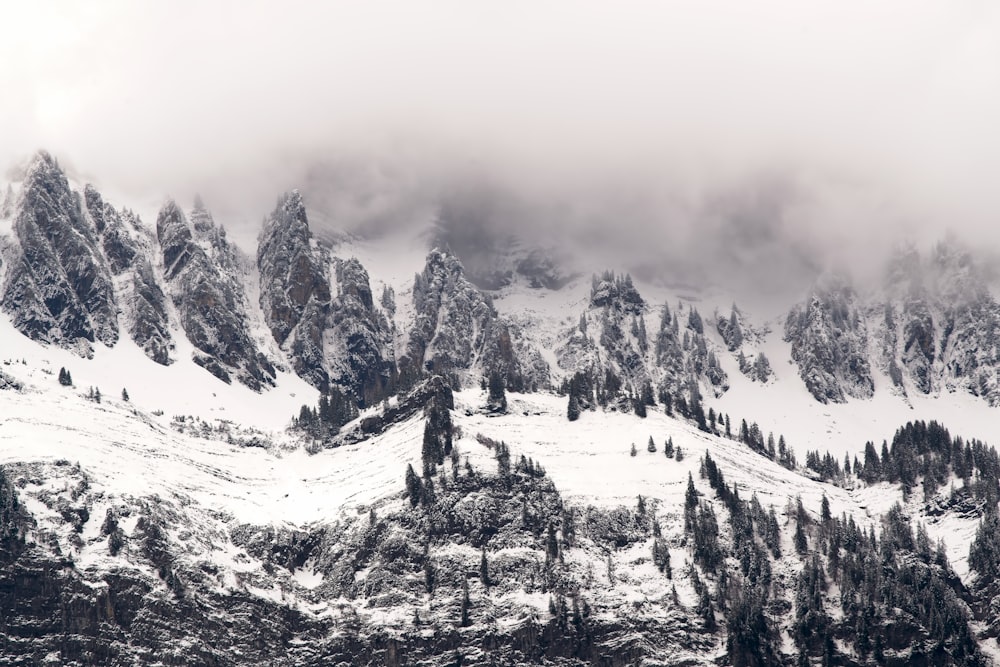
4 151 1000 666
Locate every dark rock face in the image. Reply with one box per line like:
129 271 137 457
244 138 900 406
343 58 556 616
876 241 1000 405
479 318 549 393
560 273 726 402
157 200 275 390
257 192 330 347
399 249 548 391
326 258 397 405
1 152 118 355
927 242 1000 405
83 186 173 365
257 192 396 404
257 191 332 389
401 249 494 385
785 276 874 404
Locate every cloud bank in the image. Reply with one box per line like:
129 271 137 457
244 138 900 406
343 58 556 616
2 1 999 293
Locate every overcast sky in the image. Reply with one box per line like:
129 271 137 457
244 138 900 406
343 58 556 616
2 1 999 288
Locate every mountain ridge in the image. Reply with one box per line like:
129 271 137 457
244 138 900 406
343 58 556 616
3 151 1000 665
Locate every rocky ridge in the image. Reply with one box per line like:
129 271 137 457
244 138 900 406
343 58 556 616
156 199 276 390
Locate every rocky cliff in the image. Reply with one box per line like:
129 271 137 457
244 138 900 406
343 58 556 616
156 199 275 390
399 248 548 392
0 152 118 356
785 275 874 404
83 185 173 365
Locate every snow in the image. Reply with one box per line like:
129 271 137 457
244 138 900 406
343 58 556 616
293 567 325 590
0 310 315 433
486 262 1000 472
0 358 425 526
713 323 1000 463
455 389 889 541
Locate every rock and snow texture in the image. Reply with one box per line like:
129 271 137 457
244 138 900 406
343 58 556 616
399 248 549 391
257 190 333 389
257 191 397 404
784 275 874 404
0 152 119 355
782 240 1000 407
557 271 728 403
0 347 995 665
156 199 276 390
83 184 174 365
7 150 1000 663
879 240 1000 405
323 256 398 405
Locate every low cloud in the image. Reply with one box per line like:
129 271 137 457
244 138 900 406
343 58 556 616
2 1 999 296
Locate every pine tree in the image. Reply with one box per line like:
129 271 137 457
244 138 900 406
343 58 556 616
405 464 423 507
546 523 560 560
567 394 580 422
424 559 435 593
647 436 657 453
121 388 130 402
487 371 507 413
460 578 471 627
480 549 491 588
795 520 808 555
633 393 647 418
684 473 698 531
630 442 638 457
495 441 511 478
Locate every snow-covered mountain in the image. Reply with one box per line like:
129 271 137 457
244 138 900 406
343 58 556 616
3 151 1000 665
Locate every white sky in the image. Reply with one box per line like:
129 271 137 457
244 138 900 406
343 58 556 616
2 1 999 281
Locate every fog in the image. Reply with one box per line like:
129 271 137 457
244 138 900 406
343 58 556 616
2 1 999 295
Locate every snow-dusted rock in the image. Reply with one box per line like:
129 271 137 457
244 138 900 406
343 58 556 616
0 152 119 355
83 185 173 365
156 199 275 390
785 275 874 404
400 248 548 391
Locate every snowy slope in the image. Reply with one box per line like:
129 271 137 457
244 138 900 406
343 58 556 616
1 321 993 664
452 389 981 576
0 360 423 526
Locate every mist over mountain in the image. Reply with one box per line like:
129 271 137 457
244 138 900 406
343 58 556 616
4 3 1000 666
3 1 999 302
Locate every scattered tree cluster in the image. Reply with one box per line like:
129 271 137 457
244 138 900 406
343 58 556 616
858 421 1000 502
292 387 359 439
685 447 980 666
589 271 643 311
380 285 396 317
792 499 976 665
737 350 772 383
716 305 744 351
